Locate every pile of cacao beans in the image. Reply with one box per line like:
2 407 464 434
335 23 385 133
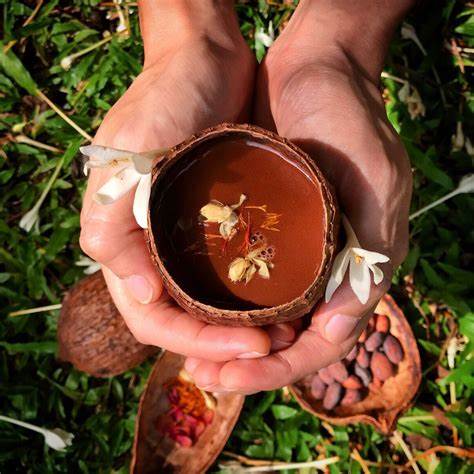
310 313 404 410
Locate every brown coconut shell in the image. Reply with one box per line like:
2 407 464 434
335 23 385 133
58 272 158 377
289 294 421 434
131 351 244 474
146 123 338 327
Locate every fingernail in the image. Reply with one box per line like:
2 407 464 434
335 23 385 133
125 275 153 304
237 351 267 359
324 314 359 344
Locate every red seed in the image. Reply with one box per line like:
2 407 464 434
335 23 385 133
323 382 342 410
375 314 390 333
354 363 372 387
194 420 206 438
310 374 326 400
345 344 358 362
341 389 362 406
383 334 404 364
370 352 394 381
328 361 349 383
318 367 335 385
342 375 363 390
203 409 214 425
365 332 385 352
175 434 193 447
356 346 371 368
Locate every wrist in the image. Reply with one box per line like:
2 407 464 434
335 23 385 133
138 0 237 67
290 0 415 80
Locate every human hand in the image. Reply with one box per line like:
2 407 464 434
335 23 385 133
80 0 279 362
184 0 414 393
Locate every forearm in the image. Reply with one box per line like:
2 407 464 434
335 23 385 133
138 0 237 68
292 0 416 80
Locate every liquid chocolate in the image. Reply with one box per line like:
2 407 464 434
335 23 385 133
152 135 326 310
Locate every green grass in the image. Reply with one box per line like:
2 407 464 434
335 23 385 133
0 1 473 472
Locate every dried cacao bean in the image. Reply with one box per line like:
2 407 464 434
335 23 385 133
342 375 363 390
383 334 404 364
356 346 371 368
328 361 348 383
370 352 394 381
341 388 362 406
354 363 372 387
323 382 342 410
375 314 390 333
310 375 326 400
345 344 358 362
365 331 385 352
318 367 335 385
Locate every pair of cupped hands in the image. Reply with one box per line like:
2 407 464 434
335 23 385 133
80 4 412 394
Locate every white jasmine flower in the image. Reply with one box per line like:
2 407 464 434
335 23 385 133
410 174 474 220
325 216 390 305
80 145 167 229
398 82 426 120
75 255 101 275
228 246 272 284
200 194 246 239
255 21 275 48
0 415 74 451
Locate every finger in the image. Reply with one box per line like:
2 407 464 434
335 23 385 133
266 322 299 352
102 267 272 361
200 278 388 393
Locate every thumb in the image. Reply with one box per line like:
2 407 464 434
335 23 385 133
80 166 162 304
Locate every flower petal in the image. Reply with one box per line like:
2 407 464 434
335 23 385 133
19 204 40 232
94 167 141 205
353 248 390 265
133 173 151 229
231 193 247 210
349 257 371 304
341 215 360 247
80 144 132 166
369 264 384 285
254 258 270 279
245 263 257 284
130 153 156 175
324 246 351 302
228 258 249 282
200 203 232 223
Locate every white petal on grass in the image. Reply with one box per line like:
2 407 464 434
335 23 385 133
19 203 40 232
94 167 141 205
75 256 101 274
133 173 152 229
0 415 74 452
458 173 474 193
349 256 371 304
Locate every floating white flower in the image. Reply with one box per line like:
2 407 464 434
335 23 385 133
80 145 167 229
200 194 246 239
228 246 272 284
325 216 390 305
410 173 474 220
75 255 101 275
0 415 74 451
